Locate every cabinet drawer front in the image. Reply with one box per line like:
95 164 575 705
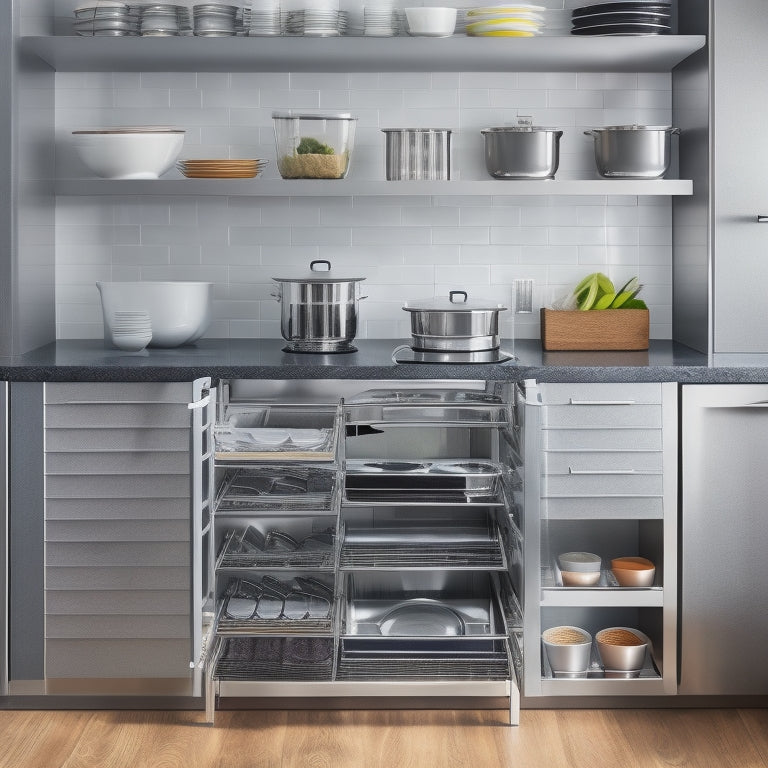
46 519 190 543
539 383 663 405
543 472 663 497
45 589 189 615
45 639 191 678
46 541 189 568
46 566 190 591
46 450 190 475
45 403 190 429
542 428 663 452
45 382 193 405
46 427 190 452
47 614 190 639
543 404 662 429
543 450 663 475
542 496 665 519
46 474 190 499
45 497 190 520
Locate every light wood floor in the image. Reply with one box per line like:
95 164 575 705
0 708 766 768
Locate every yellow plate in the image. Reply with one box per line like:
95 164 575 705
467 29 537 36
466 5 546 15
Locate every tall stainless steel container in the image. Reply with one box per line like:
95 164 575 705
382 128 452 180
272 260 367 353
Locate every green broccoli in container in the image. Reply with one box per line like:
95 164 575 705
296 137 335 155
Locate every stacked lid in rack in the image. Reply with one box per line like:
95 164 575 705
177 159 268 178
464 4 546 37
285 9 349 36
73 1 141 36
570 1 672 36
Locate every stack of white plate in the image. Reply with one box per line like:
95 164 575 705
570 1 671 35
109 311 153 352
244 4 283 35
363 7 400 36
285 9 349 35
73 1 140 36
177 159 269 178
465 4 546 37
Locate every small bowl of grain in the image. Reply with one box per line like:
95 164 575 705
273 111 357 179
595 627 648 673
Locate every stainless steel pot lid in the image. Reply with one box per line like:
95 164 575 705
481 126 561 133
587 124 677 131
272 259 365 283
381 128 453 133
403 290 507 313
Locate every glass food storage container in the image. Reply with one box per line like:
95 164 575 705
272 111 357 179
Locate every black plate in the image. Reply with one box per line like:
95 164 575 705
572 11 670 25
571 22 670 35
572 2 671 18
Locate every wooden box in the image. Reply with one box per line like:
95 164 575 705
540 308 649 351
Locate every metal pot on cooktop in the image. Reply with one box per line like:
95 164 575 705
271 260 366 354
403 290 508 352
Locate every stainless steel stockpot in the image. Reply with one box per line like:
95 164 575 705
480 123 563 179
585 125 680 179
403 290 508 352
382 128 452 181
272 260 366 353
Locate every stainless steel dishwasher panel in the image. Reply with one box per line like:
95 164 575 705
681 384 768 694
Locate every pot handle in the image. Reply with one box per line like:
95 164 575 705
391 344 411 364
670 128 681 135
310 259 332 272
449 290 468 304
270 288 282 302
583 130 596 137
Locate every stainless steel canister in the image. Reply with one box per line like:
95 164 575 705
272 260 367 353
481 121 563 179
584 125 680 179
403 290 508 352
382 128 452 180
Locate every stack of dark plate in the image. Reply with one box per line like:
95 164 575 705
570 1 671 36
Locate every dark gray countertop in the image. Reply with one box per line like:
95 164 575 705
2 338 765 383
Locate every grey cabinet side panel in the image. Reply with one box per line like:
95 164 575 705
9 382 45 682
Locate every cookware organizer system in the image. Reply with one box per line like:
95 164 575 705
203 381 526 724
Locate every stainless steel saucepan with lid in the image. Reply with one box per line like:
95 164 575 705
272 259 367 353
403 290 508 352
584 125 680 179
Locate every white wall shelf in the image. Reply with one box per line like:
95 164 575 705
23 34 706 74
55 178 694 197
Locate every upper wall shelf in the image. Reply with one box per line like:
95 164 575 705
55 178 694 197
22 35 706 74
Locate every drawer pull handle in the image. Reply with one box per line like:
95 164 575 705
568 467 637 475
569 399 637 405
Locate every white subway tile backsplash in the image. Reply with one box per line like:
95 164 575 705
53 68 676 340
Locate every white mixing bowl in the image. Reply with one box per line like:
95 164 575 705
73 128 185 179
97 281 213 347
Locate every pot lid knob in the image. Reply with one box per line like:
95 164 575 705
449 290 468 304
310 259 331 272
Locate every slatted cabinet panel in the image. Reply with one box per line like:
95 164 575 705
43 382 198 693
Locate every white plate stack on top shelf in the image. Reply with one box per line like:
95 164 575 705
108 311 153 352
72 1 141 36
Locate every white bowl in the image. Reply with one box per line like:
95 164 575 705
97 281 213 347
72 129 185 179
404 7 457 36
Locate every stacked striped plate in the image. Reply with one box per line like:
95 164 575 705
571 1 672 35
177 159 268 179
465 4 546 37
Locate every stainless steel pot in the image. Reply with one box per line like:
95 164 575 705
481 121 563 179
585 125 680 179
272 260 366 353
403 290 508 352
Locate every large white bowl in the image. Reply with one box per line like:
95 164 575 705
73 129 185 180
97 281 213 347
404 7 457 36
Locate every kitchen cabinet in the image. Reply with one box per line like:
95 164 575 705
38 380 213 697
0 382 7 697
680 384 768 695
522 382 678 697
204 378 526 724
